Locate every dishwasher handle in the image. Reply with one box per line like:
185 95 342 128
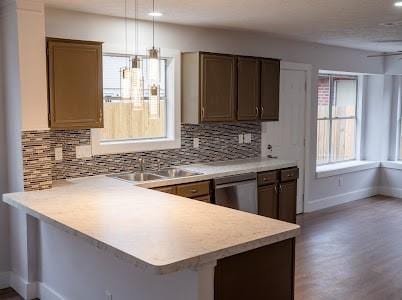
214 179 257 190
213 173 257 187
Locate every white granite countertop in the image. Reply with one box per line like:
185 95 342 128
137 157 297 188
3 157 299 275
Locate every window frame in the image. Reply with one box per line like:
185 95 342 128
91 48 181 155
317 73 359 165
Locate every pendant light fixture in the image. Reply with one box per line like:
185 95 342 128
147 0 161 119
121 0 131 100
131 0 145 110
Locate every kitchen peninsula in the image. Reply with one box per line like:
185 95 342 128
3 158 300 300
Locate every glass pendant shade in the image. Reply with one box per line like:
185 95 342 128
147 47 161 119
130 56 144 110
121 66 131 99
148 83 160 119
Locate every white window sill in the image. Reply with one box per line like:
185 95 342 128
316 161 380 178
380 161 402 170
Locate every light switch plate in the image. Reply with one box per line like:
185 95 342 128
193 137 200 149
55 147 63 161
238 134 244 144
244 133 252 144
76 145 92 159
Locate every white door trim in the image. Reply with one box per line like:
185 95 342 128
280 61 312 214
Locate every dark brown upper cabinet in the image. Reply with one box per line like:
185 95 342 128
47 38 103 129
237 57 260 121
182 51 280 124
260 58 280 121
182 52 236 123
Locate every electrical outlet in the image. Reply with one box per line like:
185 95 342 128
193 137 200 149
238 134 244 144
76 145 92 159
105 290 112 300
244 133 252 144
54 147 63 161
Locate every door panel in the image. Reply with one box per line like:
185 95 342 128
237 57 260 120
258 184 278 219
200 54 236 122
278 181 297 224
260 59 280 121
262 68 307 214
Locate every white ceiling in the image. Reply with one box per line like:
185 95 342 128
44 0 402 52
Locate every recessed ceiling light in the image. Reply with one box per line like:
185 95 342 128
148 11 163 17
395 1 402 7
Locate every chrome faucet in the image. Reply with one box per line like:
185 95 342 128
138 158 145 172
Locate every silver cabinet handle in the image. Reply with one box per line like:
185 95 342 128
201 107 205 120
278 184 282 193
255 106 259 118
191 189 198 193
261 106 264 117
274 185 278 193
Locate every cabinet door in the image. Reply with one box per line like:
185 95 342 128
260 59 280 121
215 239 295 300
47 39 103 129
278 181 297 223
200 53 236 122
258 184 278 219
237 57 260 121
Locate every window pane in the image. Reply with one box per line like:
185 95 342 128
331 119 356 161
332 77 357 118
317 120 330 164
101 54 167 141
317 75 330 119
100 100 167 141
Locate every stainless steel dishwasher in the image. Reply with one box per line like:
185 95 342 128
213 173 258 214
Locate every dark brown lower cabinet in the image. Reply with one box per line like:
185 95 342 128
258 184 278 219
257 168 298 223
215 238 295 300
278 181 297 224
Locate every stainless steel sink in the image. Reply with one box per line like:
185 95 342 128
156 168 202 178
109 168 203 183
111 172 165 182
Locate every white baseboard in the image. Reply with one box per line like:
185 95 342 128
304 187 378 212
7 272 64 300
0 271 10 289
38 282 64 300
10 272 38 300
377 186 402 199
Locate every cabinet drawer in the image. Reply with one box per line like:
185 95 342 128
280 168 299 182
153 186 177 195
258 171 278 186
193 195 211 203
177 181 210 198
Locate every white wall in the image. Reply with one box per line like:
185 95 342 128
0 3 11 286
38 222 201 300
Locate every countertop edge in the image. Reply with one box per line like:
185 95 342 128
137 160 297 189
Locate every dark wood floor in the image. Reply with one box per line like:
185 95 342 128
0 288 22 300
295 196 402 300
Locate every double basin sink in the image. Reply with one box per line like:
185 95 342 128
110 168 202 183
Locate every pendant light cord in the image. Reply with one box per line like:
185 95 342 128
152 0 155 49
125 0 128 66
135 0 139 55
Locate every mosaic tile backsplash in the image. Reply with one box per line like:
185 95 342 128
22 123 261 191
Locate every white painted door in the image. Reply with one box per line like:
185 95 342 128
262 66 307 214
